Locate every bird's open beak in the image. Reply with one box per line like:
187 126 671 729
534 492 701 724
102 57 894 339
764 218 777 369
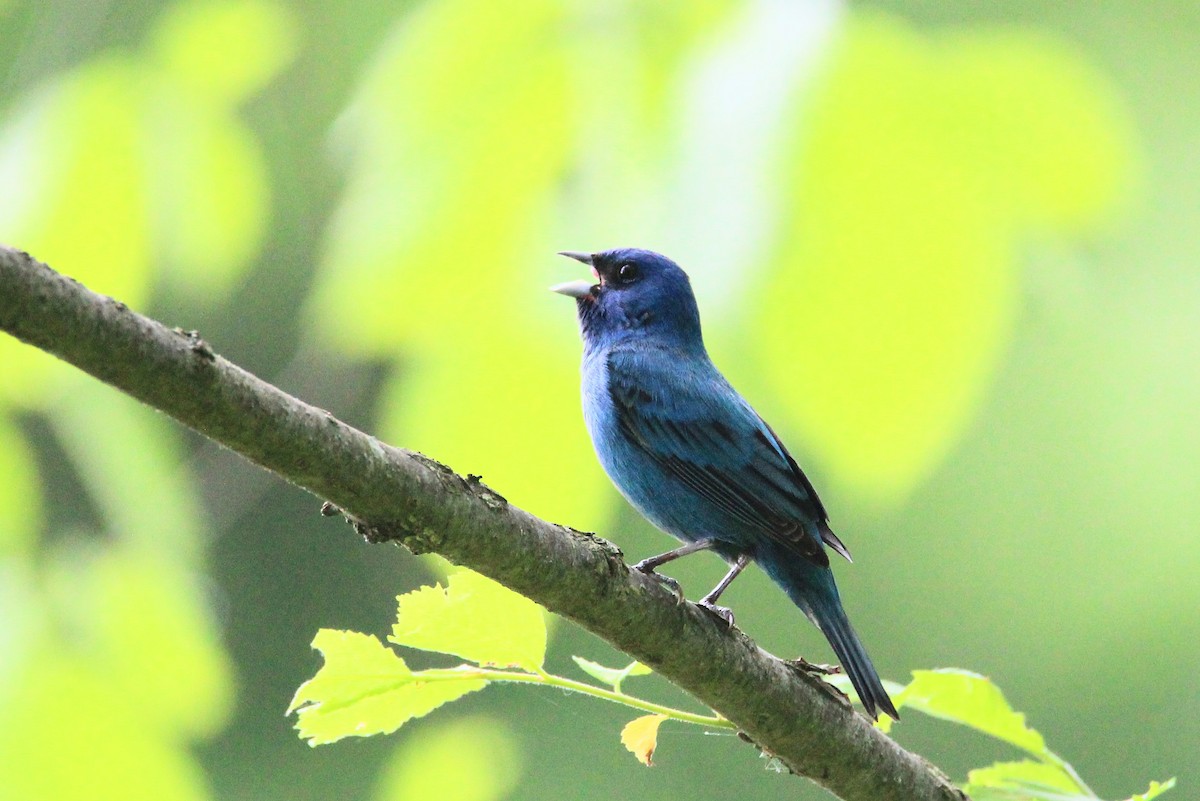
558 251 594 266
550 279 596 299
550 251 599 299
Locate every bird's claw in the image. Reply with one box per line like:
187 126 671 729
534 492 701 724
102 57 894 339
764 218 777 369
697 600 736 628
632 562 685 604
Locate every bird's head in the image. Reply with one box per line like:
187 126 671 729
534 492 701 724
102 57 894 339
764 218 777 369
551 248 704 351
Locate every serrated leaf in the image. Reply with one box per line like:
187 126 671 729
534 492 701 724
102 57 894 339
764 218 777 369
1128 779 1176 801
963 760 1084 798
290 630 412 715
572 656 651 690
621 714 667 766
389 570 546 671
289 630 487 745
892 670 1046 756
966 789 1085 801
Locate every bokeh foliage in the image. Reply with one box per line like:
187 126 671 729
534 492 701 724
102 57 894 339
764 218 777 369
0 1 1195 800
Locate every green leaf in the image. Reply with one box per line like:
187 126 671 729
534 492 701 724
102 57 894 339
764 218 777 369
148 0 299 105
0 57 153 407
963 760 1085 799
379 328 611 535
0 416 41 556
373 716 522 801
1128 779 1176 801
49 379 207 561
572 656 652 690
47 545 234 738
311 0 574 354
822 672 909 713
389 570 547 671
0 654 210 801
0 56 154 307
890 670 1046 756
143 82 271 298
757 12 1135 501
290 630 487 745
143 0 292 296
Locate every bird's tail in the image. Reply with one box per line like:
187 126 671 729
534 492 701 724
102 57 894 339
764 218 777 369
761 547 898 721
812 593 898 720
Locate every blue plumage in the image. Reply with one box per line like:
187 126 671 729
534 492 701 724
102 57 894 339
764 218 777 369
553 248 897 720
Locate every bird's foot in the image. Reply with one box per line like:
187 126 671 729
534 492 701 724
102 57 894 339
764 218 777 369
787 656 841 676
697 600 736 628
631 561 685 604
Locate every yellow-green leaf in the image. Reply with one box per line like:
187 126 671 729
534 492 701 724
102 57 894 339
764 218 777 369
290 630 487 745
143 81 271 298
148 0 299 105
0 416 41 556
47 545 235 739
389 571 546 671
373 717 522 801
0 654 210 801
0 58 153 407
620 714 667 766
49 379 207 562
891 669 1046 756
311 0 573 353
379 331 610 534
0 57 153 307
757 12 1135 501
963 760 1084 797
1128 779 1176 801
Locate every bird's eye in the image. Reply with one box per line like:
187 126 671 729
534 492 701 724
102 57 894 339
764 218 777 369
618 263 639 283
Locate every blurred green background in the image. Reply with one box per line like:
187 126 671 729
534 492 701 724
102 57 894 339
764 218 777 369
0 1 1194 799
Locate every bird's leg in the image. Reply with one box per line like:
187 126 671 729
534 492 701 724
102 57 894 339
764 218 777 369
631 539 717 602
696 553 750 628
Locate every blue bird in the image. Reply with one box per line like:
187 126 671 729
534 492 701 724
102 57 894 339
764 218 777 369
552 247 897 720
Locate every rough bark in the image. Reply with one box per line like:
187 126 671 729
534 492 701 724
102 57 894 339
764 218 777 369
0 246 966 801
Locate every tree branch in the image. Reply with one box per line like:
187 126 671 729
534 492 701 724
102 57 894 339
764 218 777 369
0 246 966 801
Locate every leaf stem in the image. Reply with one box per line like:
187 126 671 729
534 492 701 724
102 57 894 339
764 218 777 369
418 666 734 729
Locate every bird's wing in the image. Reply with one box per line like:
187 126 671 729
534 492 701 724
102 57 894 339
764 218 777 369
607 349 841 567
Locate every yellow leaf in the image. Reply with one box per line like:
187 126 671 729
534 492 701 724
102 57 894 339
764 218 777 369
620 714 667 766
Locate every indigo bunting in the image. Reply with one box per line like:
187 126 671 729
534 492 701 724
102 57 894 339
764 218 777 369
552 248 898 720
